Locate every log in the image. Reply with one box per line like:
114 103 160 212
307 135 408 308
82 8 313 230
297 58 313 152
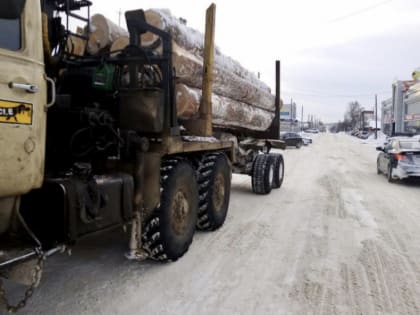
142 9 203 55
87 14 129 55
176 84 274 131
110 36 130 56
172 43 275 111
83 11 277 132
66 27 86 56
176 83 200 119
143 9 271 92
103 37 275 111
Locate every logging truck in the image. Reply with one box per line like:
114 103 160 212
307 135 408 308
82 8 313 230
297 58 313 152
0 1 284 312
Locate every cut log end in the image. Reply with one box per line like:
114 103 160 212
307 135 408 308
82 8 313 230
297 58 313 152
141 10 164 47
66 27 86 56
110 36 130 56
87 14 129 55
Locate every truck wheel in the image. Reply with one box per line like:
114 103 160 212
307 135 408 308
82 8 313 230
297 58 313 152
269 153 284 189
197 153 231 231
142 159 198 261
252 154 274 195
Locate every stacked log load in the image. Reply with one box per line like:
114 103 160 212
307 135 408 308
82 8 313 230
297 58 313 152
85 9 276 132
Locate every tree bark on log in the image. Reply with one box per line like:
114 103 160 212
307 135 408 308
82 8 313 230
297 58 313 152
172 43 275 111
87 14 129 55
176 84 274 131
66 27 86 56
104 38 276 111
84 11 277 132
110 36 130 56
143 9 271 92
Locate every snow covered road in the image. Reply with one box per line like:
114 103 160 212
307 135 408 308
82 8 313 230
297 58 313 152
15 133 420 314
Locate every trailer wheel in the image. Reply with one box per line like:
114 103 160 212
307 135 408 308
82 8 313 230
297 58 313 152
142 159 198 261
269 153 284 189
252 154 274 195
197 153 231 231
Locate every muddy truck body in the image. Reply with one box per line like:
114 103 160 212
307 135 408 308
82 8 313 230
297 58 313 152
0 0 284 312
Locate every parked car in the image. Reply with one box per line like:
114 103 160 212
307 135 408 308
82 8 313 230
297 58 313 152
280 132 304 148
350 129 359 136
305 128 319 134
358 130 370 139
299 133 313 145
376 137 420 182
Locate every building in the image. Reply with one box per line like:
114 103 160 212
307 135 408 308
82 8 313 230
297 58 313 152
404 81 420 134
280 102 296 122
381 97 392 135
380 80 420 136
360 110 374 130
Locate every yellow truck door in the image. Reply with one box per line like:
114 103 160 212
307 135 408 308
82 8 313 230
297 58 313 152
0 0 47 198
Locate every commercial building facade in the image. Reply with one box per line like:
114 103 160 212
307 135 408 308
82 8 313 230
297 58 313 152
381 80 420 136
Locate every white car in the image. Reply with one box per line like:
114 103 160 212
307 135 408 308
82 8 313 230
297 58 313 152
299 133 313 145
376 137 420 182
302 137 312 145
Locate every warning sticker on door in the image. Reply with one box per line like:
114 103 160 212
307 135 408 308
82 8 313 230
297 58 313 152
0 99 33 125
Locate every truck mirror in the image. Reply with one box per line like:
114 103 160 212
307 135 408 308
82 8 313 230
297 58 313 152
376 146 383 152
0 0 26 19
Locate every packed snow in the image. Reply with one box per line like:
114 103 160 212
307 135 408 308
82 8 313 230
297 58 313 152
7 133 420 315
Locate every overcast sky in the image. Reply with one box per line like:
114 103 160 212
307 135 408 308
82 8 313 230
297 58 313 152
90 0 420 123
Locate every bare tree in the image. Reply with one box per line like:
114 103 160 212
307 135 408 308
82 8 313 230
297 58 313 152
344 101 362 129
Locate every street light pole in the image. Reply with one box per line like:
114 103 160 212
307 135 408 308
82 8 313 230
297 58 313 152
301 105 303 131
118 8 122 26
290 98 293 131
375 94 378 139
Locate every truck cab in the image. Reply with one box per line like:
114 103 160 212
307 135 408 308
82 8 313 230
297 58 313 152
0 1 283 312
0 0 47 236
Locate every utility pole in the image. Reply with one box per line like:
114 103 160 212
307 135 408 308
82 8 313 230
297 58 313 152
290 98 293 131
118 9 122 27
375 94 378 139
301 105 303 131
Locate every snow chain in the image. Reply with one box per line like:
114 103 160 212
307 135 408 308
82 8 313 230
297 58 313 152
0 249 44 314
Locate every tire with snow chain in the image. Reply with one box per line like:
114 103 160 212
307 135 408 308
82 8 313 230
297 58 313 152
142 159 198 261
252 154 274 195
269 153 284 189
197 153 231 231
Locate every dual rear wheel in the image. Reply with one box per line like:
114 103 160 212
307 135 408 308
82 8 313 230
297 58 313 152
252 153 284 194
142 153 231 261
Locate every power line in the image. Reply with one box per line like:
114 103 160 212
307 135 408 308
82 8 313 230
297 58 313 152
283 89 390 98
328 0 393 23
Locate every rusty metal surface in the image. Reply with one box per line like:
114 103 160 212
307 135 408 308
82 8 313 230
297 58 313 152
142 153 161 220
0 0 47 198
148 136 234 156
199 4 215 137
119 89 164 133
0 197 16 235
